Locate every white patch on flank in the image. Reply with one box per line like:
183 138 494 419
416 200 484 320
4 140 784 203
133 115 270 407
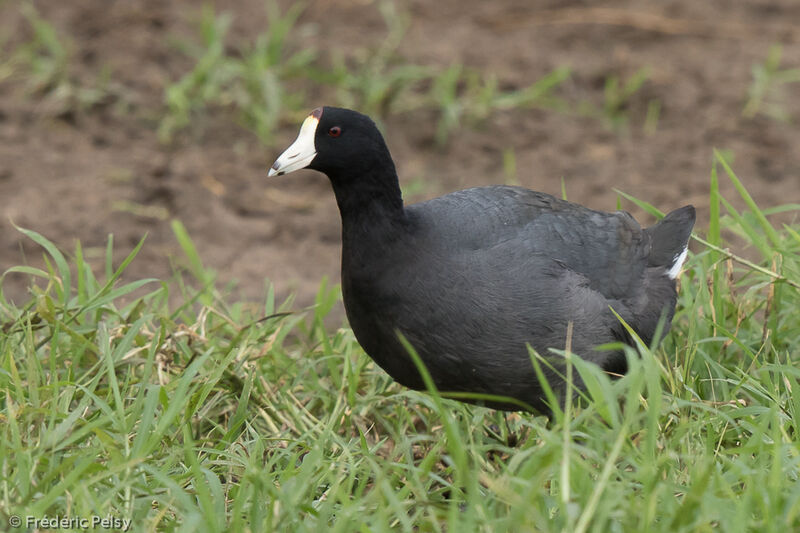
268 114 319 176
667 246 688 279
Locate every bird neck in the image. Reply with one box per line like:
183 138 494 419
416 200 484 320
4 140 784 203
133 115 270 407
329 160 406 231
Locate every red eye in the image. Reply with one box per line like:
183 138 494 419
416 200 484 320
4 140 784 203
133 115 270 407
328 126 341 137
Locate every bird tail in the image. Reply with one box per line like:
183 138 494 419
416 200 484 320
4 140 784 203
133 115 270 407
645 205 696 277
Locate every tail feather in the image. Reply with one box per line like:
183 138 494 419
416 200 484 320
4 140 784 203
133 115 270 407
645 205 696 275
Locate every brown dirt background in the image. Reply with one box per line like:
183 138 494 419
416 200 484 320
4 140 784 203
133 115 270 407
1 0 799 316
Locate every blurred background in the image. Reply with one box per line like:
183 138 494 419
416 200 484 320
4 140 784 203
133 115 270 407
1 0 798 310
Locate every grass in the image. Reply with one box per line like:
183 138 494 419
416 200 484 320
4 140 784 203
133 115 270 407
577 67 658 132
743 44 800 122
158 3 315 143
157 0 574 147
429 64 571 146
316 0 432 119
1 1 658 144
2 2 800 530
4 2 115 118
2 153 800 531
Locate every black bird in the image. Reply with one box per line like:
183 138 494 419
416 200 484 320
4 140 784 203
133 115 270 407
269 107 695 413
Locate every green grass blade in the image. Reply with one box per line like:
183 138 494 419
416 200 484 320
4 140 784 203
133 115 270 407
714 148 782 250
12 224 71 304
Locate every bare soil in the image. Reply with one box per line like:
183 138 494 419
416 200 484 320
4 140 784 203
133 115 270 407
1 0 799 314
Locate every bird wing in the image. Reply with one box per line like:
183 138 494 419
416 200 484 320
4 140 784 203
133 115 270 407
407 186 650 300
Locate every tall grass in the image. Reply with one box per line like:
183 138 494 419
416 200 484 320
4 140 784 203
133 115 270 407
1 155 799 531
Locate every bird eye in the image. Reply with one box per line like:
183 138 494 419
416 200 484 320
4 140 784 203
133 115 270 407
328 126 342 137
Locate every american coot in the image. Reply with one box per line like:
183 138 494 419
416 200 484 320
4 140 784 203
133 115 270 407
269 107 695 413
